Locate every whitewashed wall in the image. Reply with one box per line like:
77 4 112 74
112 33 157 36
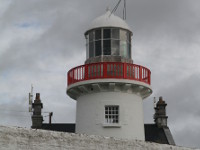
76 92 145 140
0 126 199 150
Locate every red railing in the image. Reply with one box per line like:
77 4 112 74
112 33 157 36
67 62 151 86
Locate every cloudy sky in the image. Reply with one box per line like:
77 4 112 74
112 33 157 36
0 0 200 148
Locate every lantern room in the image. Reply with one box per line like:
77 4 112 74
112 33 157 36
85 10 133 64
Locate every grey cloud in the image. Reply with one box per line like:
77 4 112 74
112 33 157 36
0 96 31 128
1 0 200 148
0 0 88 72
128 0 200 41
144 73 200 147
173 124 200 148
149 74 200 147
158 74 200 119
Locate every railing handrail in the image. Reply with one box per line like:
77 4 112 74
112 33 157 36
67 62 151 86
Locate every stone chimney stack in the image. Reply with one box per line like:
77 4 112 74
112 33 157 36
154 97 168 128
31 93 43 129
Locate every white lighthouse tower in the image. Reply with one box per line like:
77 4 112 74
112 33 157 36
67 10 152 140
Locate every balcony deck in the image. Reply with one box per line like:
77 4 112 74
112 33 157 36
67 62 151 86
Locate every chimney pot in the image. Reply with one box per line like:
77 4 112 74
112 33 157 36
36 93 40 100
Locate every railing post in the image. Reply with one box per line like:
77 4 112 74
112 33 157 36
85 65 88 80
139 66 142 81
123 63 126 79
103 63 107 78
67 72 69 86
149 70 151 85
105 63 107 78
72 70 74 84
76 68 78 81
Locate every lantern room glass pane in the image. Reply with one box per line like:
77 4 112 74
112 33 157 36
86 43 89 59
120 41 128 57
95 29 101 40
127 32 131 43
111 40 120 55
103 29 111 39
120 30 127 41
103 40 111 55
89 31 94 42
95 40 102 56
112 28 119 39
89 42 94 57
86 34 89 44
128 43 131 58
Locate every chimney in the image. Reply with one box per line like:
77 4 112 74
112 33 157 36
31 93 43 129
154 97 168 128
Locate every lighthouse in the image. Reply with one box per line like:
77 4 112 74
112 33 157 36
67 10 152 140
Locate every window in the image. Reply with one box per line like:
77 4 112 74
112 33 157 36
120 30 127 41
89 31 94 42
95 29 101 40
120 41 128 57
95 40 102 56
103 40 111 55
89 42 94 57
86 43 89 59
112 28 119 39
86 28 131 59
127 43 131 59
111 40 120 55
103 29 111 39
127 32 131 43
105 105 119 124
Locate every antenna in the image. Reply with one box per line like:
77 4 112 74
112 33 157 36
153 97 157 108
110 0 127 20
123 0 126 20
110 0 122 16
29 84 33 112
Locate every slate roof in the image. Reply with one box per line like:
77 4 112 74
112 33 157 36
41 123 75 133
144 124 175 145
40 123 175 145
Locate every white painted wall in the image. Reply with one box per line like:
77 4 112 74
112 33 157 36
76 91 145 140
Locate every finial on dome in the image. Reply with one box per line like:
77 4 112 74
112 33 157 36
106 6 110 12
